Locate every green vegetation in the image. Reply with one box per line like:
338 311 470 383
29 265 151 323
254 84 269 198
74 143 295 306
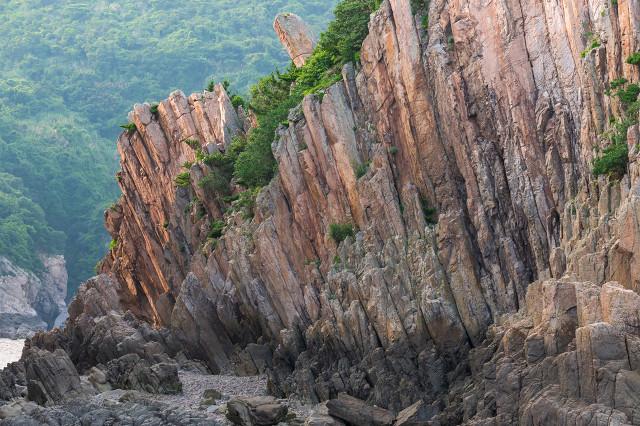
594 78 640 180
353 161 370 179
592 142 629 180
580 35 601 58
389 146 399 155
175 172 191 188
233 187 262 220
627 53 640 65
616 84 640 105
208 220 226 239
0 0 338 295
0 173 65 271
108 239 118 251
233 0 382 189
420 197 438 225
120 123 137 133
329 223 355 244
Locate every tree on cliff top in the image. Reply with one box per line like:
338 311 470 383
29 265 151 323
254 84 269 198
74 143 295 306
235 0 382 188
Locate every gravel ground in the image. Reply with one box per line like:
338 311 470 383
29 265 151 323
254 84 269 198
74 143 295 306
90 371 314 424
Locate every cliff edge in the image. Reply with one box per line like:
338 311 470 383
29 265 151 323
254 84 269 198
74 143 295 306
5 0 640 424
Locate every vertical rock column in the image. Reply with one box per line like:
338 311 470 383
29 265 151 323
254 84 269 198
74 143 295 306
273 13 317 67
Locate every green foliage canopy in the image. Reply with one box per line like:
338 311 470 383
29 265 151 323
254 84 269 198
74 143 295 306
0 0 337 295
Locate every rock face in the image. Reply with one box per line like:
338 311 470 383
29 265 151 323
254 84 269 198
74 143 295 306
443 280 640 424
24 348 82 406
33 0 640 422
0 256 68 338
273 13 317 67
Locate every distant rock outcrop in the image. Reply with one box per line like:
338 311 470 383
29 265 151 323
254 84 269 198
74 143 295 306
273 13 317 67
0 256 67 339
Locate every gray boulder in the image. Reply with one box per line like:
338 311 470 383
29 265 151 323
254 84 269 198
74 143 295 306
106 354 182 394
326 393 395 426
23 348 81 406
226 396 288 425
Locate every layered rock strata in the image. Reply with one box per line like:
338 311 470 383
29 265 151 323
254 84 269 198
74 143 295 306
48 0 640 422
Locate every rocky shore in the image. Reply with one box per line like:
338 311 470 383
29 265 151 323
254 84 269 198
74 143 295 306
2 0 640 424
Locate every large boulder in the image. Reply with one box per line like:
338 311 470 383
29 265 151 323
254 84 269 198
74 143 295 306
23 348 81 406
226 396 288 426
326 393 395 426
106 354 182 395
394 400 434 425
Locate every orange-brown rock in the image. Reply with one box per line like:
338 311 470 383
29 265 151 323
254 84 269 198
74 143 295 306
97 0 640 419
273 13 317 67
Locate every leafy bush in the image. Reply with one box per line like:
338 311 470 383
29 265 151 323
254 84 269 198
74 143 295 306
610 78 628 90
420 197 438 225
120 122 137 133
616 83 640 105
234 0 381 189
234 187 261 220
231 95 246 108
329 222 355 243
198 169 231 195
208 220 225 239
184 138 201 150
592 142 629 180
389 146 399 155
627 52 640 65
108 239 118 251
235 85 301 187
595 78 638 180
150 104 159 114
580 36 601 58
353 161 370 179
175 172 191 188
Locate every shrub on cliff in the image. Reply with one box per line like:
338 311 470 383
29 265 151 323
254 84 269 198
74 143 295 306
208 220 225 239
329 223 355 243
234 0 382 189
627 52 640 65
592 142 629 180
595 78 639 181
616 83 640 105
174 172 191 188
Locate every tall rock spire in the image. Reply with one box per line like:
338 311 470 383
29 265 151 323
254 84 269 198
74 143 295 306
273 13 317 67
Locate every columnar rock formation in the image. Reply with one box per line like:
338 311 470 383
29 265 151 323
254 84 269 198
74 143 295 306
25 0 640 423
273 13 317 67
0 256 68 338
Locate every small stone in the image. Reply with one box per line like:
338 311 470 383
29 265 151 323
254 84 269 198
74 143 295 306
201 388 223 406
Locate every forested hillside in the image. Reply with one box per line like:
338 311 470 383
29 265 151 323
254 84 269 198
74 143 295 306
0 0 337 296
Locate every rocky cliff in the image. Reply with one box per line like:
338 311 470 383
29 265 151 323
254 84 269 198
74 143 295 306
0 256 67 339
9 0 640 423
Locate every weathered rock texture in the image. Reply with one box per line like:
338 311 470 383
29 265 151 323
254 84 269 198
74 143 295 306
273 13 317 67
90 0 640 422
445 279 640 424
0 256 67 338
